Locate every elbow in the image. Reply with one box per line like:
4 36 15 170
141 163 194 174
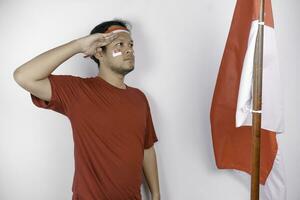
13 68 24 84
13 68 30 87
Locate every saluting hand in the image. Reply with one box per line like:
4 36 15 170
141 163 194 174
75 32 118 58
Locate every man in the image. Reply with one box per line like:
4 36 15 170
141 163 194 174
13 19 160 200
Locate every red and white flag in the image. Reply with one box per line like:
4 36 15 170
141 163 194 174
210 0 286 199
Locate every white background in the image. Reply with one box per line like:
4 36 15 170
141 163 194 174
0 0 299 199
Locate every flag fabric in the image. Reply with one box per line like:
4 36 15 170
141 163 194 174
235 13 284 133
234 145 286 200
210 0 286 198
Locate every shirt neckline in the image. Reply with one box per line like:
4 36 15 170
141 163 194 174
93 76 130 92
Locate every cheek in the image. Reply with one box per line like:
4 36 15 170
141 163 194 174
112 49 123 57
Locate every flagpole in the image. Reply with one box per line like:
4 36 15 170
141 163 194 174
251 0 265 199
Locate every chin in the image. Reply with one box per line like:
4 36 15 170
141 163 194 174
129 65 135 69
126 66 134 73
125 64 134 70
117 66 134 76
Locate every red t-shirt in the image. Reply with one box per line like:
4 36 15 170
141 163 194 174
30 74 158 200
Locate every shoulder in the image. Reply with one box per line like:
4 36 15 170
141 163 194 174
129 87 148 100
129 87 152 110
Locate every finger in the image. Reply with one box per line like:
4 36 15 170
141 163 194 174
105 33 118 39
96 36 113 44
106 34 118 43
97 41 106 47
103 32 114 36
95 33 111 41
97 32 112 36
98 38 116 47
97 33 117 42
101 32 115 38
100 41 112 47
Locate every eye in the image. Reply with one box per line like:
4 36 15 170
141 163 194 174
116 42 123 47
130 43 134 47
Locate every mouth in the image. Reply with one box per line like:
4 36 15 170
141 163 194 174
124 57 134 61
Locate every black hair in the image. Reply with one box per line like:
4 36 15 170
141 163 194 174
89 19 132 69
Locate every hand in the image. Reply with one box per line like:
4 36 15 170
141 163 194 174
75 32 118 58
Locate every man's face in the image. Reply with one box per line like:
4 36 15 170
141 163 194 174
101 31 135 76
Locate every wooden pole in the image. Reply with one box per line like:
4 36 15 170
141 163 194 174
250 0 265 199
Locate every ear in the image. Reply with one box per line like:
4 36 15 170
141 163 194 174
94 47 104 62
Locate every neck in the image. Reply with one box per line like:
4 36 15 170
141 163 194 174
97 67 126 89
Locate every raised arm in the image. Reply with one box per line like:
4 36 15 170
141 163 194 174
13 32 117 102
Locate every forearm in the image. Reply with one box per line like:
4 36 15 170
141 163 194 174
143 146 160 199
14 39 81 82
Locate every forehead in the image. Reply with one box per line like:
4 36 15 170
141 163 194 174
113 32 133 42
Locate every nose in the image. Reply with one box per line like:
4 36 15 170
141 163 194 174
125 47 134 56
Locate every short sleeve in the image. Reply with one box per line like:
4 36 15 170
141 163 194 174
144 96 158 149
30 74 80 116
